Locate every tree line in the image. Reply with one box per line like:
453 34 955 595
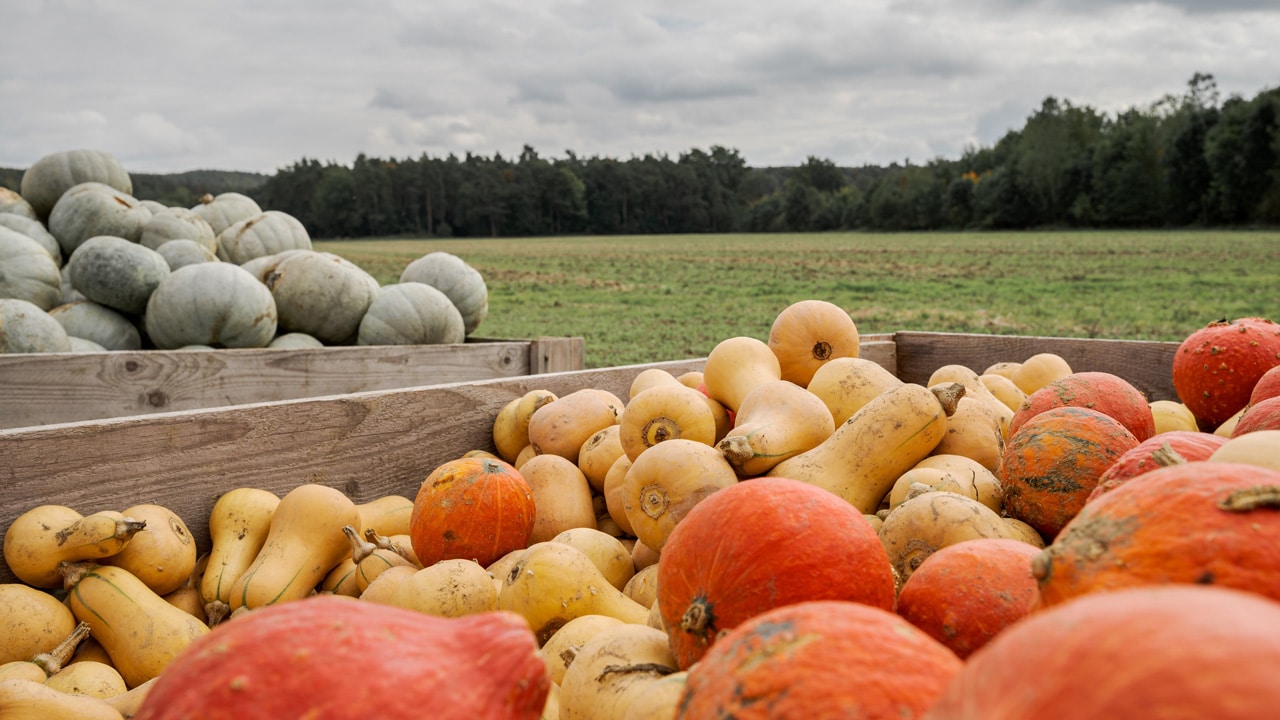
250 74 1277 237
4 74 1276 236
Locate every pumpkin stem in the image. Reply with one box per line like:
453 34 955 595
716 435 755 466
643 416 682 448
364 528 416 564
640 484 671 520
342 525 377 563
1150 443 1189 467
596 663 676 682
930 382 966 417
205 600 231 627
680 597 715 637
811 340 833 361
29 621 91 676
1217 485 1280 512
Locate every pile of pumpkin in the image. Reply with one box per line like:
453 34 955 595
4 304 1280 719
0 149 488 353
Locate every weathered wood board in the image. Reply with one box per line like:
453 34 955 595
0 337 584 429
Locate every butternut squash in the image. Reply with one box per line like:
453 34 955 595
1150 399 1200 434
928 364 1014 437
200 487 279 607
628 367 682 398
701 336 782 414
903 454 1003 513
551 527 636 591
931 394 1006 473
386 559 497 617
558 624 679 720
603 454 636 536
228 483 360 610
806 356 904 426
493 389 558 464
769 383 965 514
343 525 417 594
102 504 197 597
64 563 210 688
716 379 835 476
619 383 717 461
522 453 597 543
44 659 128 699
528 388 622 464
0 678 125 720
877 490 1019 583
622 563 659 609
319 557 361 597
3 506 146 588
356 564 417 605
622 439 738 552
354 494 414 536
0 583 77 664
578 425 625 493
1011 352 1073 395
980 372 1027 412
0 620 89 682
104 677 157 718
497 542 651 644
620 671 687 720
767 299 860 387
539 614 625 685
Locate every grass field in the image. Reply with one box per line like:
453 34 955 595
316 230 1280 369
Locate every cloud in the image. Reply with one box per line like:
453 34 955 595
1 1 1278 173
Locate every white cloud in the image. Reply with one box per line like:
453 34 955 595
1 0 1277 174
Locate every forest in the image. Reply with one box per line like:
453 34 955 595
3 74 1277 238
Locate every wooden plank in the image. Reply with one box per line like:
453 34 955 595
892 332 1180 401
530 336 585 374
0 338 584 429
0 358 703 584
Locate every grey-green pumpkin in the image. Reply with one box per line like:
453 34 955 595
140 207 217 253
48 300 143 351
217 210 312 265
144 263 277 349
66 235 170 315
48 182 152 256
0 226 63 311
0 213 62 266
357 282 466 346
19 149 133 221
267 332 325 349
192 192 262 237
157 239 218 271
0 298 73 353
264 250 378 345
0 187 40 220
398 251 488 335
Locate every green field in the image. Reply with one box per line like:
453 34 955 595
316 231 1280 369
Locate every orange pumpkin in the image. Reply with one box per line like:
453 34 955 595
766 299 860 387
1000 406 1138 540
656 477 895 670
1250 364 1280 405
678 600 961 720
408 457 536 568
925 585 1280 719
1172 316 1280 430
131 595 549 719
1034 461 1280 607
1086 430 1227 501
1008 371 1156 442
1233 396 1280 436
895 538 1040 659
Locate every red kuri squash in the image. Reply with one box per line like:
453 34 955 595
409 456 536 568
132 595 550 719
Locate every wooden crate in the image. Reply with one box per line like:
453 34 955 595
0 336 584 429
0 331 1180 584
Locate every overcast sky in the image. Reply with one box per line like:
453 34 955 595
2 1 1278 175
